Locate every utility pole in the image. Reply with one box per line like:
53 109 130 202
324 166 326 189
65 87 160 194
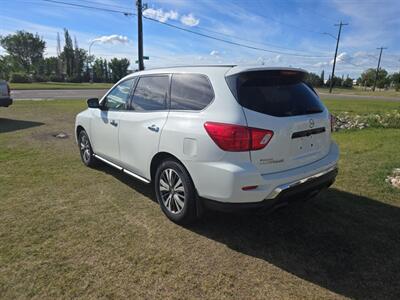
329 21 348 93
136 0 145 71
372 47 387 91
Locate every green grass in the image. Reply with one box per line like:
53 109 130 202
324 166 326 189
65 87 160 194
318 86 400 98
323 99 400 114
1 100 399 299
10 82 113 90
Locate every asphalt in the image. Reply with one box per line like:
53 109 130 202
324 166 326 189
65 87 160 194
10 89 400 102
11 89 107 100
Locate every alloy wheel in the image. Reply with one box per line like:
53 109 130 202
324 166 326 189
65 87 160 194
159 168 185 214
80 134 91 164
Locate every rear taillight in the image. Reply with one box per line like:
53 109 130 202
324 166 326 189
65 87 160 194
204 122 273 152
330 114 335 132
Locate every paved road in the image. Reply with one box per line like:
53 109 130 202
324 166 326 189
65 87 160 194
11 89 400 102
12 89 107 100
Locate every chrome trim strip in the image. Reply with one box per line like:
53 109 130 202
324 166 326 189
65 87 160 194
93 154 150 183
94 154 122 170
267 165 337 199
123 169 151 184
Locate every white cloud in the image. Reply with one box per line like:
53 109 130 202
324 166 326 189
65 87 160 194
210 50 219 56
143 8 179 22
333 52 349 64
92 35 129 44
314 62 329 68
180 13 200 27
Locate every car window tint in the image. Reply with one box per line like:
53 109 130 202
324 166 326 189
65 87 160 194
227 71 324 117
132 76 169 111
170 74 214 110
104 79 134 110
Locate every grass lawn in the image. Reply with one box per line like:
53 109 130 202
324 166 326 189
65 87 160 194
318 86 400 98
323 98 400 114
9 82 113 90
1 100 399 299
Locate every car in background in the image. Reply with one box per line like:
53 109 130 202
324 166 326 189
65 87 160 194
75 65 339 224
0 80 12 107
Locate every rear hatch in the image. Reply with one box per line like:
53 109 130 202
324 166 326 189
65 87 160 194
226 69 331 174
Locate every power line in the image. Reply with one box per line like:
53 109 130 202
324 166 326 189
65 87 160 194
181 21 331 55
142 16 331 58
41 0 134 15
77 0 133 11
40 0 332 58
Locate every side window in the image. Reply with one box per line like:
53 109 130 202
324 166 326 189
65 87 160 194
103 78 135 110
170 74 214 110
131 76 169 111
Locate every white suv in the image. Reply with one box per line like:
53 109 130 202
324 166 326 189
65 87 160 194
75 65 339 224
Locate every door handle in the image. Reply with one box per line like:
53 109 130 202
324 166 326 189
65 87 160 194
110 120 118 127
147 124 159 132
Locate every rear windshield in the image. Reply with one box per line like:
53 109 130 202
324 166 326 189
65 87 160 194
226 70 324 117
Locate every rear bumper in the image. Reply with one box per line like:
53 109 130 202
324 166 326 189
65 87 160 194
187 141 339 204
0 97 13 107
202 167 337 212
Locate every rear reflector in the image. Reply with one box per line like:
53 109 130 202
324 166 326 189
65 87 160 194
242 185 258 191
204 122 273 152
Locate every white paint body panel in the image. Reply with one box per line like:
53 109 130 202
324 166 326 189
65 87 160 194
75 65 339 204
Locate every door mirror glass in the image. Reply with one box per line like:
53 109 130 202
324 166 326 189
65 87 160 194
87 98 100 108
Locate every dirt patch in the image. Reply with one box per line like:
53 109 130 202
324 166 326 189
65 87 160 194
386 168 400 189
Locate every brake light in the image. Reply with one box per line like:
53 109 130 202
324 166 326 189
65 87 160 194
204 122 273 152
330 114 335 132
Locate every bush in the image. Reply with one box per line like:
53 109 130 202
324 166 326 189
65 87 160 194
66 75 82 83
10 72 31 83
49 75 64 82
342 78 353 88
33 74 47 82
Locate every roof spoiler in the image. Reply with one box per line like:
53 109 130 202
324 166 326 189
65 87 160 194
225 66 308 77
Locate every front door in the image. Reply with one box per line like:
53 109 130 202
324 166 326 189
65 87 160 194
90 78 135 163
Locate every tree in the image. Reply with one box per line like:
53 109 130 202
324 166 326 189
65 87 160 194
0 55 14 80
108 58 130 82
61 28 74 77
358 68 388 88
325 75 342 88
389 72 400 91
305 72 323 87
0 30 46 74
320 70 325 86
92 58 105 82
342 76 353 88
103 59 109 82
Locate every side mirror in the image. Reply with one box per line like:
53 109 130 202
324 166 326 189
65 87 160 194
87 98 100 109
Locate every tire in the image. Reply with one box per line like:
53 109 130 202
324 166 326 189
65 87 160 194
78 130 97 167
154 159 197 224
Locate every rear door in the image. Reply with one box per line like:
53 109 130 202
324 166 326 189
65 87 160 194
118 75 170 179
226 70 331 174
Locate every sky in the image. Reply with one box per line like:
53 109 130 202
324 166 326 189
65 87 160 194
0 0 399 78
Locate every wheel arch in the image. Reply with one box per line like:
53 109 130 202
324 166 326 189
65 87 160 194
150 151 204 218
76 125 85 143
150 152 184 182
